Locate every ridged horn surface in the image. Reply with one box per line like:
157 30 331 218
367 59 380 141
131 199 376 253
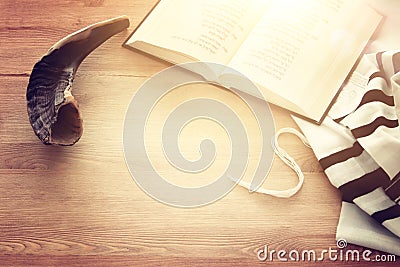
26 16 130 145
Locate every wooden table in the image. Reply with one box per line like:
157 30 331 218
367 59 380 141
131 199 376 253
0 1 397 266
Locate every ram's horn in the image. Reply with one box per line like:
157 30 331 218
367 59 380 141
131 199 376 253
26 16 130 145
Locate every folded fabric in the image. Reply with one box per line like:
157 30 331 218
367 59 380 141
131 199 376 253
293 51 400 255
337 202 400 256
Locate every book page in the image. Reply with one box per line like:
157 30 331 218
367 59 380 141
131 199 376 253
228 0 374 115
126 0 270 64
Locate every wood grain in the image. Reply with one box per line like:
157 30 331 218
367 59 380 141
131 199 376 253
0 1 398 266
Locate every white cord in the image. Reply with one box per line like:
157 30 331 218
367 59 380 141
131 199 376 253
234 127 310 198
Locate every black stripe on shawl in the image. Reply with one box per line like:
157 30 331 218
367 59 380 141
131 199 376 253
371 205 400 223
385 174 400 201
352 117 398 139
319 142 363 170
339 168 391 202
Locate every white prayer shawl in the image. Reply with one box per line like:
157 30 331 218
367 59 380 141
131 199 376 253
294 51 400 255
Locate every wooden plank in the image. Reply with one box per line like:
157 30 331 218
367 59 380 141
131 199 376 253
0 0 166 75
0 171 340 256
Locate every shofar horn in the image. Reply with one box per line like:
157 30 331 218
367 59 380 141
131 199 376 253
26 16 130 145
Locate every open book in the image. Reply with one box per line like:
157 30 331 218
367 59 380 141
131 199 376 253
124 0 382 123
